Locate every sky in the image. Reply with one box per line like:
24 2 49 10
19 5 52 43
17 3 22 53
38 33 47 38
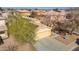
4 7 70 10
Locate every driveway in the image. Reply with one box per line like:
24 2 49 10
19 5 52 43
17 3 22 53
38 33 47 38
34 36 78 51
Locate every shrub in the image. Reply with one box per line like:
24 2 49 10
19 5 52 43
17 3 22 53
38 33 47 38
7 12 37 44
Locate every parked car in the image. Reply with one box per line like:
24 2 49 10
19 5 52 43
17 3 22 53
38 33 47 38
0 31 8 39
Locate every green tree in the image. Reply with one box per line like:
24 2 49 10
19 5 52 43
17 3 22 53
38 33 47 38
7 12 37 44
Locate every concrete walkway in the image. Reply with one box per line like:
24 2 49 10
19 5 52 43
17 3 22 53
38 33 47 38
34 37 78 51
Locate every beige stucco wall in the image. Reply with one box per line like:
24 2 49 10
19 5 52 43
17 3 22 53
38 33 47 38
17 10 31 16
19 12 31 16
35 28 51 40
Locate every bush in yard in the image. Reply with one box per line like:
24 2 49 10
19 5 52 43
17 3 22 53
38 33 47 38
7 12 37 44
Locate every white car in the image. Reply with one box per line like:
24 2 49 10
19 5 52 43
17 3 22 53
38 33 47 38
0 31 8 39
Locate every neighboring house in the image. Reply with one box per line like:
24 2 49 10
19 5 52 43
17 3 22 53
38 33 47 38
34 10 67 28
32 10 46 16
0 17 8 39
44 10 67 23
17 10 31 17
